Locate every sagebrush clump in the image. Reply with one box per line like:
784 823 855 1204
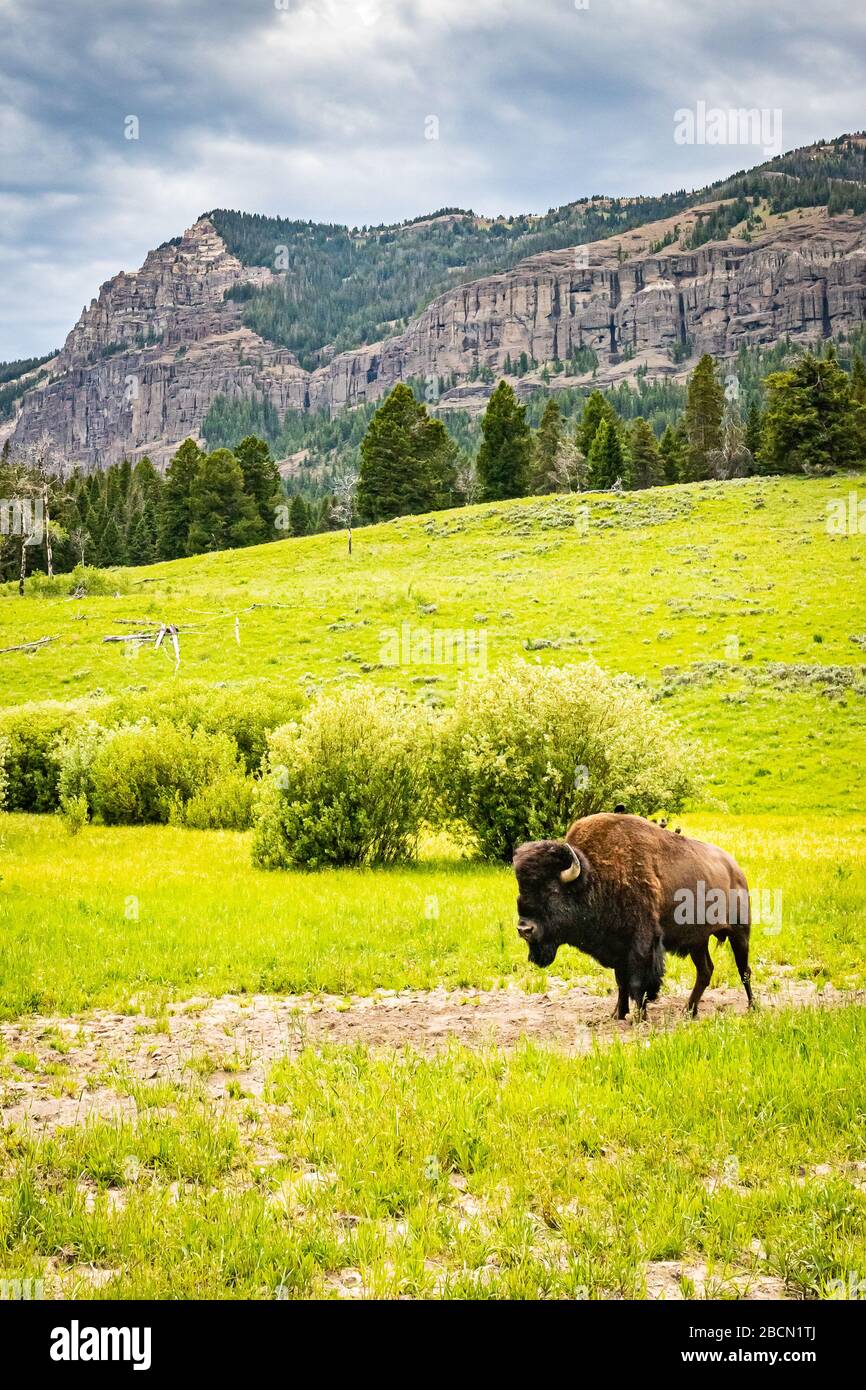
252 686 433 868
434 659 699 860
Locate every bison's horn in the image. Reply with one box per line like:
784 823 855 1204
559 843 581 884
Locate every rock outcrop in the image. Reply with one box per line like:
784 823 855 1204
11 208 866 470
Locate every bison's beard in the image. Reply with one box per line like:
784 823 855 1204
527 940 559 968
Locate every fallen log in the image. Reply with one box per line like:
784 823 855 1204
0 635 58 654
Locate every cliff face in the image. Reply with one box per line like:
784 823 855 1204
11 210 866 469
11 220 309 469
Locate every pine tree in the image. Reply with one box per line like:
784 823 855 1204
187 449 260 554
683 355 724 481
234 435 280 539
627 417 664 489
577 390 618 456
356 384 457 522
96 513 125 568
531 397 564 492
760 347 859 474
659 422 687 483
850 353 866 459
476 380 533 501
744 402 763 460
289 493 311 536
132 455 162 511
126 510 156 565
315 495 334 532
158 438 204 559
587 417 624 490
116 458 133 502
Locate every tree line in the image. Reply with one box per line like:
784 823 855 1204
3 344 865 587
353 343 866 518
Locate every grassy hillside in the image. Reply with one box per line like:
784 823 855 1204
3 473 865 814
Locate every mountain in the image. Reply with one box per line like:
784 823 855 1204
5 135 866 471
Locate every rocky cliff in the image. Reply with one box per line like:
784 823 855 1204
10 207 866 469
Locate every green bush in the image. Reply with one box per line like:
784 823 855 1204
6 566 130 598
434 660 700 861
183 771 254 830
0 682 299 815
57 721 252 827
0 703 80 812
252 686 433 868
100 682 301 772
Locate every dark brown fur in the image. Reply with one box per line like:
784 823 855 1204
513 813 753 1018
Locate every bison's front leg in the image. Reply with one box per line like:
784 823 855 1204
613 964 630 1020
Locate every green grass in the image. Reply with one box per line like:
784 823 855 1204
3 475 865 814
0 811 864 1018
3 473 866 1299
2 1008 864 1299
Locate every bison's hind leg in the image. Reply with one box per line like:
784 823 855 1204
686 945 713 1017
728 924 754 1008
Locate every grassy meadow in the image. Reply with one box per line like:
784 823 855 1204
3 1008 865 1300
2 474 865 813
2 472 865 1298
0 811 864 1018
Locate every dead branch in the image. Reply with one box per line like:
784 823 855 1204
0 635 58 654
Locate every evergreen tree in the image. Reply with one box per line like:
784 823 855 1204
96 513 125 567
126 456 162 566
577 390 618 456
356 384 458 522
234 434 280 539
587 417 624 489
850 352 866 458
127 510 156 565
683 354 724 481
116 457 133 502
659 422 687 483
760 347 859 474
744 401 763 459
315 495 334 532
158 438 204 559
627 417 664 489
187 449 260 553
531 397 564 492
476 380 533 501
132 455 162 511
289 493 311 536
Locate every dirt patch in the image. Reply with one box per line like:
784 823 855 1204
0 978 857 1132
644 1260 789 1300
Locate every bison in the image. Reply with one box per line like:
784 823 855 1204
513 812 753 1018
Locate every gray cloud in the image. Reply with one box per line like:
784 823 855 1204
1 0 864 358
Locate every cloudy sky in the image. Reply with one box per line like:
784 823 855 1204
1 0 864 360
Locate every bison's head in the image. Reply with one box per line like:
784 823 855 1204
512 839 589 968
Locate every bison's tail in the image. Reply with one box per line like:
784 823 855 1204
644 939 666 1002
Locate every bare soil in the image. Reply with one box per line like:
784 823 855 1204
1 977 855 1133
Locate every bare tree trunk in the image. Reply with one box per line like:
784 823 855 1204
43 488 53 579
19 538 27 596
347 525 352 556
